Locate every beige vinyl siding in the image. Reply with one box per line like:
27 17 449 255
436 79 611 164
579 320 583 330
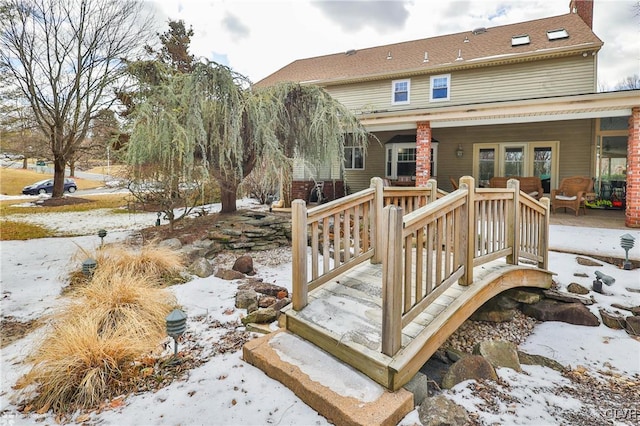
344 137 386 193
326 56 596 113
432 119 595 192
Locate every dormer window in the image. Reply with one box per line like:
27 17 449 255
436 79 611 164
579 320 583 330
547 28 569 40
392 79 410 105
512 34 530 46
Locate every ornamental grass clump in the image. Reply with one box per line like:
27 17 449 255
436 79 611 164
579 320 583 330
16 312 151 413
16 245 181 414
92 243 185 284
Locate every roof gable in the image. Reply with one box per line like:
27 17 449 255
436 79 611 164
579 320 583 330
255 13 602 88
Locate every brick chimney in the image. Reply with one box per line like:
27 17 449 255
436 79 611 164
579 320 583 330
569 0 594 28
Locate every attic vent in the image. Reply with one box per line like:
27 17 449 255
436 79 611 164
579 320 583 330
472 27 487 35
423 52 429 62
345 49 357 56
547 28 569 40
512 34 530 46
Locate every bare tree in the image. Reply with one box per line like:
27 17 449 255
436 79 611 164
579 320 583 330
615 74 640 90
0 0 155 197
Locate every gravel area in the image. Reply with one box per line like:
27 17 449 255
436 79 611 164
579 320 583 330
444 310 539 353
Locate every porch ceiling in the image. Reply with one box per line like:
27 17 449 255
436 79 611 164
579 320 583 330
359 90 640 131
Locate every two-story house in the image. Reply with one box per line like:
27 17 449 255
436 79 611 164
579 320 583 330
256 0 640 227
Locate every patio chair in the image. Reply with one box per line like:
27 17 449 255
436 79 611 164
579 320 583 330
551 176 594 216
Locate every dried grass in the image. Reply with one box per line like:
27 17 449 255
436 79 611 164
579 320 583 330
17 244 182 414
16 312 153 412
92 243 185 283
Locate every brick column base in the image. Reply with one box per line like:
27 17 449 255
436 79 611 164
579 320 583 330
625 107 640 227
415 121 432 187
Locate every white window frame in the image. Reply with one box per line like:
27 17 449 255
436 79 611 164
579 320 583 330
391 79 410 105
430 74 451 102
344 145 364 170
385 142 438 179
472 141 559 190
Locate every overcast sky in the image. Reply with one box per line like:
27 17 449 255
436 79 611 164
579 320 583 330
149 0 640 90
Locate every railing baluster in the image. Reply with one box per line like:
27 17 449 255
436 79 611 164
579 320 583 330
353 204 361 256
333 212 341 266
416 227 424 302
344 208 352 263
311 221 319 279
404 233 413 312
323 216 330 273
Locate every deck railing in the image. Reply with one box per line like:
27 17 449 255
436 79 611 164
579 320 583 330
291 178 438 310
381 176 549 355
291 176 549 357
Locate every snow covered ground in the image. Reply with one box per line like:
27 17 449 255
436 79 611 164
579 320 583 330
1 199 639 425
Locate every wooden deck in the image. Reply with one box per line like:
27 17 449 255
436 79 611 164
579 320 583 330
280 259 553 390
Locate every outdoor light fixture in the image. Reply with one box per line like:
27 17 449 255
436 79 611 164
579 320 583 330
82 258 97 276
165 309 187 356
456 144 464 158
620 233 635 270
98 229 107 247
593 270 615 293
156 212 161 227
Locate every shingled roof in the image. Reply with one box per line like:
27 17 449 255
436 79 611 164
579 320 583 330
255 12 602 88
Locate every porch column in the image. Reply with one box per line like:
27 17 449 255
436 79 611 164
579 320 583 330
415 121 432 187
626 107 640 228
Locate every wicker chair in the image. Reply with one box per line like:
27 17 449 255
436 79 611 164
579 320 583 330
551 176 594 216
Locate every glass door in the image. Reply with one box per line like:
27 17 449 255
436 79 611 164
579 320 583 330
473 142 558 191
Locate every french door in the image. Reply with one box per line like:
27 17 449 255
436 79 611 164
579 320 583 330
472 142 559 192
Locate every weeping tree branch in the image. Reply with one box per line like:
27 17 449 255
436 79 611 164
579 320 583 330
127 60 372 214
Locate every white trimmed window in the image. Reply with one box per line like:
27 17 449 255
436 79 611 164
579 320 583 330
385 142 438 179
430 74 451 102
344 144 364 170
391 79 410 105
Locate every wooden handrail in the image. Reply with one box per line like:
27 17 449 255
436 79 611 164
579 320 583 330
380 176 550 355
291 175 550 358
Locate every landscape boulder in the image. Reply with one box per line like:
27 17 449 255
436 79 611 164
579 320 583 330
237 280 288 298
441 355 497 389
241 307 277 325
567 282 590 295
472 340 521 372
625 316 640 336
188 258 214 278
233 255 255 275
521 299 600 326
418 395 470 426
599 308 626 330
235 289 259 311
215 268 245 280
503 288 542 304
517 351 566 372
159 238 182 250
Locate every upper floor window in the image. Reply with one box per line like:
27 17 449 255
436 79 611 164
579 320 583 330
391 79 410 105
430 74 450 102
344 144 364 170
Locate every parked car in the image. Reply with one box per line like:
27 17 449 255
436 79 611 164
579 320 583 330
22 178 77 195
